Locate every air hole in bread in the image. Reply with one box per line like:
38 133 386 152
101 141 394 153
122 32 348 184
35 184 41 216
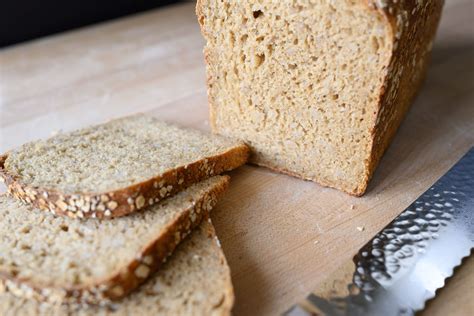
68 262 78 269
10 268 19 277
253 10 263 19
267 44 273 55
20 244 31 250
255 53 265 68
229 31 235 47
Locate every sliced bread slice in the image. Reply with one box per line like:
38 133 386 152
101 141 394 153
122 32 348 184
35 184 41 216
0 114 248 218
0 176 229 304
0 220 234 316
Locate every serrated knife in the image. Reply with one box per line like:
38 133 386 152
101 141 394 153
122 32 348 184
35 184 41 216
284 147 474 316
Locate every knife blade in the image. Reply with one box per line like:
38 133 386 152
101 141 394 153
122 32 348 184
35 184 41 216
284 147 474 316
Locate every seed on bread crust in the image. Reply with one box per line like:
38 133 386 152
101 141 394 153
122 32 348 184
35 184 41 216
134 265 150 279
110 285 124 297
107 201 118 210
135 196 145 209
97 204 105 212
142 256 153 265
83 203 91 213
56 200 68 212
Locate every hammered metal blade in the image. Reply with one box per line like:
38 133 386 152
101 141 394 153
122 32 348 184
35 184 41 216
285 147 474 316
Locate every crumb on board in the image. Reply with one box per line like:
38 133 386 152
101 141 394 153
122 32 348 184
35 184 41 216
350 204 355 210
314 240 319 244
356 226 365 232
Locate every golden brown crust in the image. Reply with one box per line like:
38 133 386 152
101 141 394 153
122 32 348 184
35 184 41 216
0 176 230 305
197 0 443 196
360 0 444 195
0 145 247 219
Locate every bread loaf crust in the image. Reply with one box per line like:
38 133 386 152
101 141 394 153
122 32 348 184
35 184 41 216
0 176 229 305
197 0 443 196
359 0 444 195
0 144 247 218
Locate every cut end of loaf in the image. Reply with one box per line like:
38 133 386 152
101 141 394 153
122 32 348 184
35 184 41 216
198 1 394 195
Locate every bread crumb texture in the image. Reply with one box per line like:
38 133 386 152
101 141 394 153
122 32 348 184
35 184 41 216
198 0 443 195
0 221 234 316
3 115 245 194
0 176 228 304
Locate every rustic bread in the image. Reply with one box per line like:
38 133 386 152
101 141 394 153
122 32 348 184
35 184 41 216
0 220 234 316
0 114 248 218
0 176 229 304
197 0 443 195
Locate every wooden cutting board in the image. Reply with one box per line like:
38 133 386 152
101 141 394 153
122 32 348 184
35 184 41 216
0 2 472 315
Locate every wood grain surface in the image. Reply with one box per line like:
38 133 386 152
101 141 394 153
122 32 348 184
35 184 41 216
0 1 473 315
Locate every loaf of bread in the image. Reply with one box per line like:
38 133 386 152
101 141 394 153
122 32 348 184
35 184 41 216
0 220 234 316
0 176 229 304
197 0 443 195
0 114 248 217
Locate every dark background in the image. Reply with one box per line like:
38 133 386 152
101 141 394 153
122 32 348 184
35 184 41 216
1 0 182 47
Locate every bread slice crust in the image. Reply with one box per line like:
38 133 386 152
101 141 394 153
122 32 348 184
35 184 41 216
0 116 248 218
0 176 229 305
